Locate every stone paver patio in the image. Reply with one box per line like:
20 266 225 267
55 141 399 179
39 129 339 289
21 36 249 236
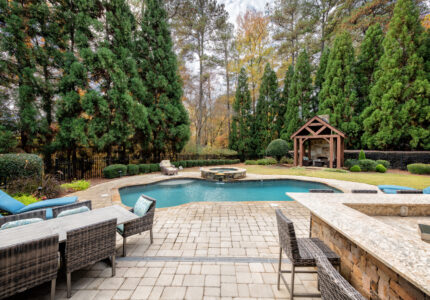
10 173 377 299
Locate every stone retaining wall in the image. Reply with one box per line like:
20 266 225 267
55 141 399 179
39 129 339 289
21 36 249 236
311 214 429 299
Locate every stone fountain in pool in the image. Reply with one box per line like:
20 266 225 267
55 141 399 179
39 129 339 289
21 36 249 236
201 167 246 182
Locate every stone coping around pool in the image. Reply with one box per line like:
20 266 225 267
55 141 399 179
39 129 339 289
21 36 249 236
287 192 430 296
69 171 379 210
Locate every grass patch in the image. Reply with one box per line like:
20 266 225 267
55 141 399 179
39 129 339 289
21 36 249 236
61 179 90 191
244 165 430 189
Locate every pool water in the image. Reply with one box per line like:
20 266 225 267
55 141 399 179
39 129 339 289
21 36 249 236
119 179 340 208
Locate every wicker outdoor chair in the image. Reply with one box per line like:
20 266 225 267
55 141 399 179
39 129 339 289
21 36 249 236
160 160 178 175
52 200 92 218
275 209 340 299
64 218 117 298
0 209 46 227
309 189 334 193
351 189 378 193
117 196 156 256
0 234 59 300
316 256 366 300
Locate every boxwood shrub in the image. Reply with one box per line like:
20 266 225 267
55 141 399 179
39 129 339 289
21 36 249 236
407 163 430 174
127 164 139 176
0 153 43 180
103 164 127 178
138 164 150 174
149 164 160 172
345 159 359 168
375 164 387 173
376 160 390 169
350 165 361 172
358 159 377 172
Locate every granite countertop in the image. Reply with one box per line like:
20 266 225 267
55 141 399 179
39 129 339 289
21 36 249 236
287 193 430 296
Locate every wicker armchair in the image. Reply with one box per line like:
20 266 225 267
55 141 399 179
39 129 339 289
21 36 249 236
64 218 117 298
52 200 92 218
316 256 366 300
160 160 178 175
0 209 46 227
118 195 156 256
275 209 340 299
0 234 59 300
351 189 378 193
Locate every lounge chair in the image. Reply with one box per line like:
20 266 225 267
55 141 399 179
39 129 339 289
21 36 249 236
275 209 340 299
0 234 59 300
63 219 117 298
378 185 429 194
160 160 178 175
0 189 77 218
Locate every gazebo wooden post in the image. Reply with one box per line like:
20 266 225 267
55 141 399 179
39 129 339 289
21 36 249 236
299 138 304 166
293 138 298 166
308 141 312 160
336 136 341 169
329 137 333 168
341 138 344 166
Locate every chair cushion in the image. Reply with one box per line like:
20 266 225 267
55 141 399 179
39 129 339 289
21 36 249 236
378 185 416 194
57 206 90 218
423 186 430 194
293 238 340 266
18 196 77 213
117 224 124 234
0 190 25 214
0 218 43 230
134 195 153 217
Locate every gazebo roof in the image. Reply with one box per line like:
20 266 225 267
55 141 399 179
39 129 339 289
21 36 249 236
290 115 346 139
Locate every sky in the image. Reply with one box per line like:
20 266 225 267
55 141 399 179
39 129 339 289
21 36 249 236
220 0 270 26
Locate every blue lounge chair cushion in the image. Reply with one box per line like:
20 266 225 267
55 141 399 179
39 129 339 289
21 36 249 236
57 206 90 218
0 190 25 214
117 224 124 233
134 195 153 217
0 218 43 230
378 185 417 194
423 186 430 194
17 196 77 213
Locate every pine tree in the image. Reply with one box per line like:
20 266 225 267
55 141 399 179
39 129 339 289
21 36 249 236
315 47 330 103
230 68 252 159
276 65 294 140
356 23 384 115
362 0 430 150
252 63 279 156
135 0 190 160
319 32 360 147
282 50 313 147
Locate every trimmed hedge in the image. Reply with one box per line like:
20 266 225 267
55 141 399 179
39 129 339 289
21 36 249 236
103 164 127 178
350 165 361 172
345 159 359 168
358 159 377 172
138 164 151 174
245 160 257 165
375 164 387 173
149 164 160 172
172 159 240 168
407 163 430 174
257 158 277 165
376 160 390 169
0 153 43 180
127 164 139 176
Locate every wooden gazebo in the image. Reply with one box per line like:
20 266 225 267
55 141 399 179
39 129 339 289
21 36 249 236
291 116 345 168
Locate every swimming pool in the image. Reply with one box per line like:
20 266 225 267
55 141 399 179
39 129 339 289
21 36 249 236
119 179 341 208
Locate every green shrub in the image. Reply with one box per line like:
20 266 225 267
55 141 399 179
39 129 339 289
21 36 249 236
149 164 160 172
407 163 430 174
345 159 359 168
375 164 387 173
325 168 348 173
127 164 139 175
0 153 43 181
350 165 361 172
61 179 90 191
280 157 293 164
358 150 366 160
13 194 39 205
103 164 127 178
7 174 61 199
375 160 390 169
245 160 257 165
266 139 289 161
138 164 150 173
257 158 277 165
358 159 377 172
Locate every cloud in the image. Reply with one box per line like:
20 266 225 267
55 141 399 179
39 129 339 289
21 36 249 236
219 0 271 26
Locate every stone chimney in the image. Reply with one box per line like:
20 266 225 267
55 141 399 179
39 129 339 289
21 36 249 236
318 114 330 123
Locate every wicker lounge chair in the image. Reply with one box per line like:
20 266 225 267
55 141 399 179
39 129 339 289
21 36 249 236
64 219 117 298
160 160 178 175
316 256 366 300
275 209 340 299
0 209 46 227
117 195 156 256
0 234 59 300
52 200 92 218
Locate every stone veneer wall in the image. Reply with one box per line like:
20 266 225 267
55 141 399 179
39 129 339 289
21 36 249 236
311 214 429 300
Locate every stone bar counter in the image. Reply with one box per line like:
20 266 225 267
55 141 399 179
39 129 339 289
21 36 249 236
287 193 430 299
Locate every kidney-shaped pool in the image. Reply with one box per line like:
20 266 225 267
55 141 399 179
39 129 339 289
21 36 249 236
119 179 341 208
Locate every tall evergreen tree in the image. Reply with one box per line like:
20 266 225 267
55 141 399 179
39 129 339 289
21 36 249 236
229 68 252 159
356 23 384 115
315 47 330 103
135 0 190 160
362 0 430 150
282 50 313 147
276 65 294 140
319 32 360 147
252 63 279 156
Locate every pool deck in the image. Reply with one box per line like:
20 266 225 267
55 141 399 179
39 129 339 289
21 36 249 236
15 172 379 299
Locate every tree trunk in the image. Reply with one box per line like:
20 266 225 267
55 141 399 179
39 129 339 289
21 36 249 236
224 43 231 139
